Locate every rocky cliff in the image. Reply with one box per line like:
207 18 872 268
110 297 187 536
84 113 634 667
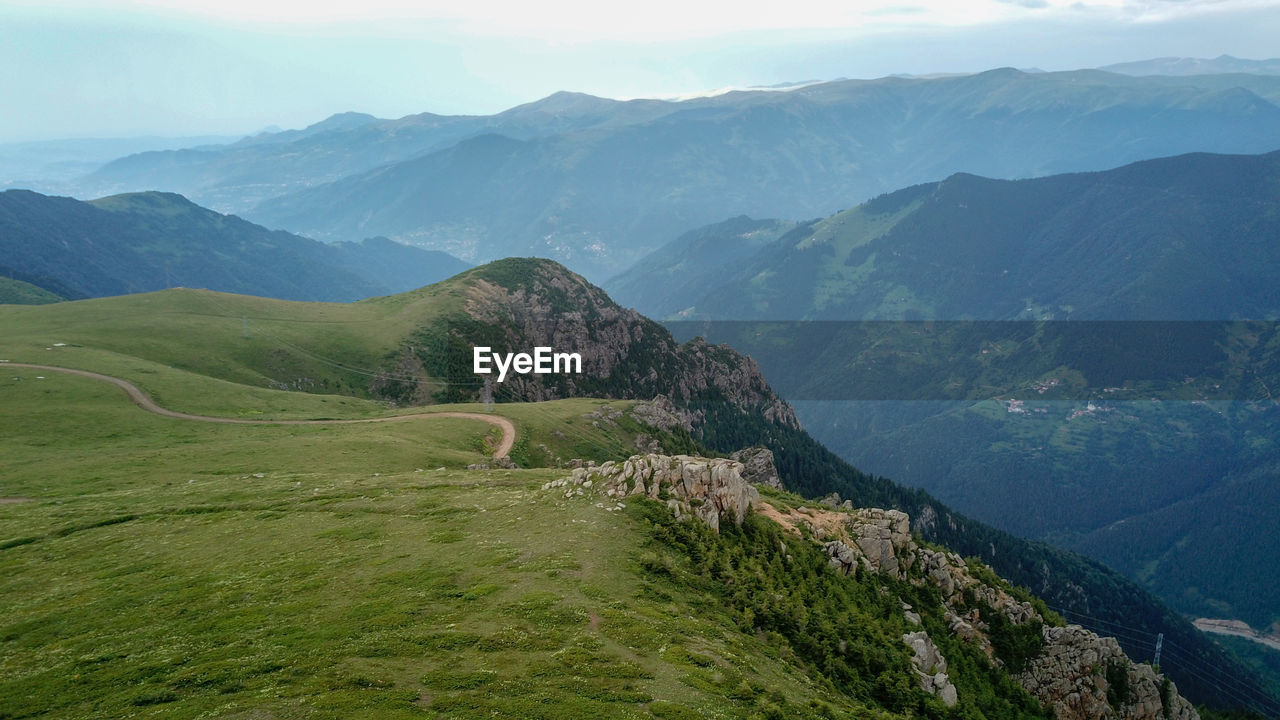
559 452 1201 720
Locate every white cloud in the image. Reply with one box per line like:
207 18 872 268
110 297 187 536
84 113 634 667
14 0 1274 42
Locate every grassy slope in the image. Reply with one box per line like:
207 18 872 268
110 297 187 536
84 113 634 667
0 285 466 417
0 277 62 305
0 366 882 719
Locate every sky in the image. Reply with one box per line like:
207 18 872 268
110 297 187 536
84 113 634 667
2 0 1279 142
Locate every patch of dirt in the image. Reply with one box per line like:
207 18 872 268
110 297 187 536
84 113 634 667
755 502 804 536
756 501 850 539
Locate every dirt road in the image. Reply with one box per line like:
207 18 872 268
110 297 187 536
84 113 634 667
1193 618 1280 652
3 362 516 458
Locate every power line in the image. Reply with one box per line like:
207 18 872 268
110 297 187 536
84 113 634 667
1158 646 1280 718
1159 642 1280 716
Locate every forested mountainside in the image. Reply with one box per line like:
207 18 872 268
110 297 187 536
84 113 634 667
606 150 1280 662
0 189 468 302
613 150 1280 321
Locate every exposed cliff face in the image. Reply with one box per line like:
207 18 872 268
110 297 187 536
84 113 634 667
1020 626 1198 720
729 446 783 490
903 630 959 707
561 453 1201 720
379 258 798 432
803 503 1198 720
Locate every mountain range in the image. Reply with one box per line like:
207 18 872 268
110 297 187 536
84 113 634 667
0 189 469 303
68 68 1280 279
606 149 1280 643
612 149 1280 321
7 57 1280 717
1101 55 1280 77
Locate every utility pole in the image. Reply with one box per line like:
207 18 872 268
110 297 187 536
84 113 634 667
1153 633 1163 668
482 376 494 413
242 316 249 339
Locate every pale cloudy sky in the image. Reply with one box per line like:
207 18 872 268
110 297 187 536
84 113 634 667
2 0 1278 141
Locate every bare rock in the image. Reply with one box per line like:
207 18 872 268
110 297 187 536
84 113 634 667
903 631 958 707
1018 625 1199 720
630 395 693 432
846 508 914 578
633 432 663 454
565 453 759 532
729 446 783 490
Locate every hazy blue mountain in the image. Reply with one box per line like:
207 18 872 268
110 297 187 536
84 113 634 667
234 111 380 147
70 69 1280 280
0 134 241 193
1102 55 1280 76
78 93 676 214
244 69 1280 279
606 216 797 317
0 190 468 302
636 150 1280 321
617 150 1280 635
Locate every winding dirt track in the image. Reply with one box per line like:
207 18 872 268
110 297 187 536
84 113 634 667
4 363 515 458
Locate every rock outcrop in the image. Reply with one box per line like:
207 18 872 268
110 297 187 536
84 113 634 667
398 259 801 432
545 453 758 532
549 452 1201 720
903 630 958 707
1018 625 1198 720
822 508 915 579
631 394 694 433
758 494 1199 720
729 446 782 490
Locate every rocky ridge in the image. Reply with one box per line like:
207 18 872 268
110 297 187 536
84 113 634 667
393 259 800 431
555 452 1201 720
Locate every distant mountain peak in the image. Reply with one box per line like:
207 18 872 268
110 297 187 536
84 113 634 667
499 91 619 117
1100 55 1280 76
305 111 380 132
88 190 203 215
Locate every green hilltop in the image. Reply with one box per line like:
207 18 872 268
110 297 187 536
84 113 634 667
0 276 61 305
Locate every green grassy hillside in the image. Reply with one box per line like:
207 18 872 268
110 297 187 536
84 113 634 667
4 267 1275 714
0 284 452 415
0 366 820 718
1 359 1050 718
645 150 1280 321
